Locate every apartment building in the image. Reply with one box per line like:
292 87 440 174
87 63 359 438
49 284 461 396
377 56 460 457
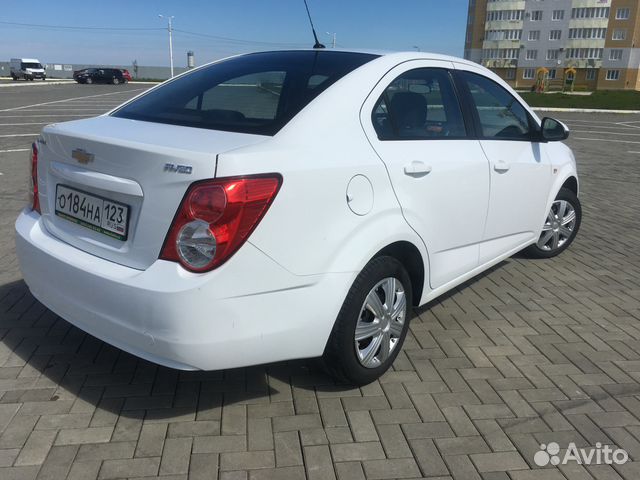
464 0 640 90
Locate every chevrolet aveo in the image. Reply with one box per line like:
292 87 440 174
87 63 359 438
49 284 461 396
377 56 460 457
15 50 581 385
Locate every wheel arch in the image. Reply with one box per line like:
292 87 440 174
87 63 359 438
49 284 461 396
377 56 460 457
561 175 579 196
373 241 425 306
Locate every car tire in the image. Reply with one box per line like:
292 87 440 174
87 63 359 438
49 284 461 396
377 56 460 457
323 256 412 385
523 187 581 259
86 78 93 84
112 77 120 85
11 75 16 81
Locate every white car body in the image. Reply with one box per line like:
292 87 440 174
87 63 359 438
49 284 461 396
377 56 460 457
15 50 578 371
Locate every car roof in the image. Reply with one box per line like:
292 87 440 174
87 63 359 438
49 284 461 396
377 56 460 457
243 48 480 68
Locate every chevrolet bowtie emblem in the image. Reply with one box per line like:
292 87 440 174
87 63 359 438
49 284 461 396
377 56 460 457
72 148 94 164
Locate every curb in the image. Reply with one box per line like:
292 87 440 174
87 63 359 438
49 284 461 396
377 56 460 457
0 79 160 87
532 107 640 114
0 80 75 88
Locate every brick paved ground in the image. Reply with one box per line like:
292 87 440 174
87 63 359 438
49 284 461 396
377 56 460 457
1 85 640 479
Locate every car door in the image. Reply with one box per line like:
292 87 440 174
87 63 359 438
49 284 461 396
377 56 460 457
361 62 490 289
454 67 551 263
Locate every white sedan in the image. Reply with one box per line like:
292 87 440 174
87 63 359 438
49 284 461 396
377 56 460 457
15 50 580 384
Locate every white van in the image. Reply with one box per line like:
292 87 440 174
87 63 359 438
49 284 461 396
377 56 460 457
10 58 46 81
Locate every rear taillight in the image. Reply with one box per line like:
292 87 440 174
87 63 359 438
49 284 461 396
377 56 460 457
160 174 282 272
28 143 40 213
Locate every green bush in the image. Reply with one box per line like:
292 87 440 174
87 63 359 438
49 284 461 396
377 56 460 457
520 90 640 110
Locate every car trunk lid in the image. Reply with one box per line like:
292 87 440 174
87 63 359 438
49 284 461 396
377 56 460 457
38 115 268 270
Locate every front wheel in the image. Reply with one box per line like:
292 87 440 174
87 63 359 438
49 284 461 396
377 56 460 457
323 256 412 385
524 187 581 259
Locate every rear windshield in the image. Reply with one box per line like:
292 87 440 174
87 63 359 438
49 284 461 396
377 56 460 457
112 51 378 136
21 62 42 69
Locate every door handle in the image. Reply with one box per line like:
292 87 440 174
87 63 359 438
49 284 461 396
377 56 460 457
404 161 432 177
493 160 511 173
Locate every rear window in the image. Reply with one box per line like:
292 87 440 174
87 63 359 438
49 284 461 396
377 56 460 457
112 51 378 136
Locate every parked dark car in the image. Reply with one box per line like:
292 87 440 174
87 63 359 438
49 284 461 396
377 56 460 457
73 68 125 85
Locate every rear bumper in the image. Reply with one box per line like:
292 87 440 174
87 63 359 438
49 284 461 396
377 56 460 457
15 209 353 370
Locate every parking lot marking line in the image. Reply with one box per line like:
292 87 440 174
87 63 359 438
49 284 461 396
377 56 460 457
0 114 95 118
0 122 50 126
629 151 640 154
0 133 39 137
563 123 640 129
0 148 30 153
0 88 146 112
18 105 118 108
15 107 110 110
575 137 640 144
572 130 640 137
557 118 625 125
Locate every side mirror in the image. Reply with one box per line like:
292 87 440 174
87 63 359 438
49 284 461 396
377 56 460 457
541 117 569 142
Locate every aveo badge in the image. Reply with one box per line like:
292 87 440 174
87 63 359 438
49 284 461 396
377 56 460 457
164 163 193 174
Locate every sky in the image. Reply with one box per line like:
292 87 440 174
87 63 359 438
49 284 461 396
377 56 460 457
0 1 469 67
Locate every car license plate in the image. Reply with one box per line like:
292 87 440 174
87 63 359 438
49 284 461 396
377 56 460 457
55 184 129 241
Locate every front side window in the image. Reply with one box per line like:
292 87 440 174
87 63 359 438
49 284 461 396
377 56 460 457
461 71 531 140
113 51 378 136
371 68 466 140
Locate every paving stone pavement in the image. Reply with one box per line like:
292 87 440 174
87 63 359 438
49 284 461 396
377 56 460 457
1 106 640 479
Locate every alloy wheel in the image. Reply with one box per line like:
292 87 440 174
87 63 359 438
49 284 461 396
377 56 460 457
537 199 577 251
354 277 406 368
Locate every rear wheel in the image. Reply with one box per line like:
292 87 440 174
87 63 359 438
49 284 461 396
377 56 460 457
323 256 412 385
86 77 93 84
112 77 120 85
524 187 581 259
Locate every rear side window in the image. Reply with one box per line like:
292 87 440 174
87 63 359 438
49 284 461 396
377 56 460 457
113 51 378 136
459 71 532 140
372 68 467 140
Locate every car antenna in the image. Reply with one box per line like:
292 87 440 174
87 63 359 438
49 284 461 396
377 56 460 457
303 0 325 49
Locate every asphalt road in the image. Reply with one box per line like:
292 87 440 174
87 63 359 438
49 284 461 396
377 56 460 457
1 83 640 479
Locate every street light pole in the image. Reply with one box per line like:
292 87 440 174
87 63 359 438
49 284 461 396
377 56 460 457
326 32 336 49
159 14 175 78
